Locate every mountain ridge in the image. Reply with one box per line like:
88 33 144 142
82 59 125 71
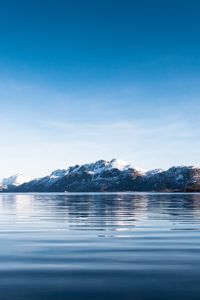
1 159 200 192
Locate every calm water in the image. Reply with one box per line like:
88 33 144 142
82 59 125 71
1 193 200 300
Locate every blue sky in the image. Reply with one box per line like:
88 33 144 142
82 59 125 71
0 0 200 178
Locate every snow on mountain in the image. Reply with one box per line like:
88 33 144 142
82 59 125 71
144 168 164 177
65 159 132 176
107 159 131 171
50 169 68 179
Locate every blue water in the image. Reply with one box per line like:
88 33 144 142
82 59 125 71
0 193 200 300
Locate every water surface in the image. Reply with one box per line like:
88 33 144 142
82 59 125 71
0 193 200 300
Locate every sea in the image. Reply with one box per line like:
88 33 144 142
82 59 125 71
0 192 200 300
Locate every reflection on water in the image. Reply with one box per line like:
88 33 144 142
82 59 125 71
0 193 200 300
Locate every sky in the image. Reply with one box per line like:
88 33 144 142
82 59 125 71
0 0 200 178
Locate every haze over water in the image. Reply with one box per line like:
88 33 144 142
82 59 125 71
1 193 200 299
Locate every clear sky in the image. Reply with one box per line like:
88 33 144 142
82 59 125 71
0 0 200 178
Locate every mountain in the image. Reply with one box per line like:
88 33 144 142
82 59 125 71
11 159 142 192
0 174 32 191
1 159 200 192
142 166 200 192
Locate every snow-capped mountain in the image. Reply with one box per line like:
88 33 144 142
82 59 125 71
1 159 200 192
11 159 140 192
141 165 200 192
0 174 32 189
